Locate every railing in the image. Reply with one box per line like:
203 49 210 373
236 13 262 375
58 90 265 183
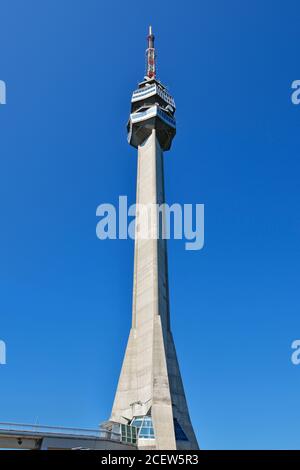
0 422 120 441
130 105 176 128
132 85 156 96
132 84 176 108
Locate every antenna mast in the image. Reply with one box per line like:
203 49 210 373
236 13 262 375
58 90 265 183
146 25 156 79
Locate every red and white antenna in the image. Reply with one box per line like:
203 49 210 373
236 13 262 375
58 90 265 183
146 25 156 79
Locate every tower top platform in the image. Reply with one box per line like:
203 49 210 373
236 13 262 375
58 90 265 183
127 27 176 151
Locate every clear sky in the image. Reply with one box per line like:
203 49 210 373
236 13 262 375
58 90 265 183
1 0 300 450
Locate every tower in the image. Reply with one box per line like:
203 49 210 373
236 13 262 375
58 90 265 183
110 27 199 450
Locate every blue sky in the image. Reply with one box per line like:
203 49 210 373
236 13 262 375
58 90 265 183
1 0 300 449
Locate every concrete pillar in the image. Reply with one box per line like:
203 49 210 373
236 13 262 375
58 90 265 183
111 130 198 450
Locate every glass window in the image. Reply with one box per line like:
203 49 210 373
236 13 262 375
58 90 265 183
121 423 137 445
131 415 155 440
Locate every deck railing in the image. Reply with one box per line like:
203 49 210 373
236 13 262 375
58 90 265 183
0 422 120 441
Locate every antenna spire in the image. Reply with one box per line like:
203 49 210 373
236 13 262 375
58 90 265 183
146 25 156 79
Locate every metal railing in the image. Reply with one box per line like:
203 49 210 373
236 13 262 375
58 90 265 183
0 422 121 441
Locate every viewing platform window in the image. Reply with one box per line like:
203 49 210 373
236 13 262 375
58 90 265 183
131 416 155 439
